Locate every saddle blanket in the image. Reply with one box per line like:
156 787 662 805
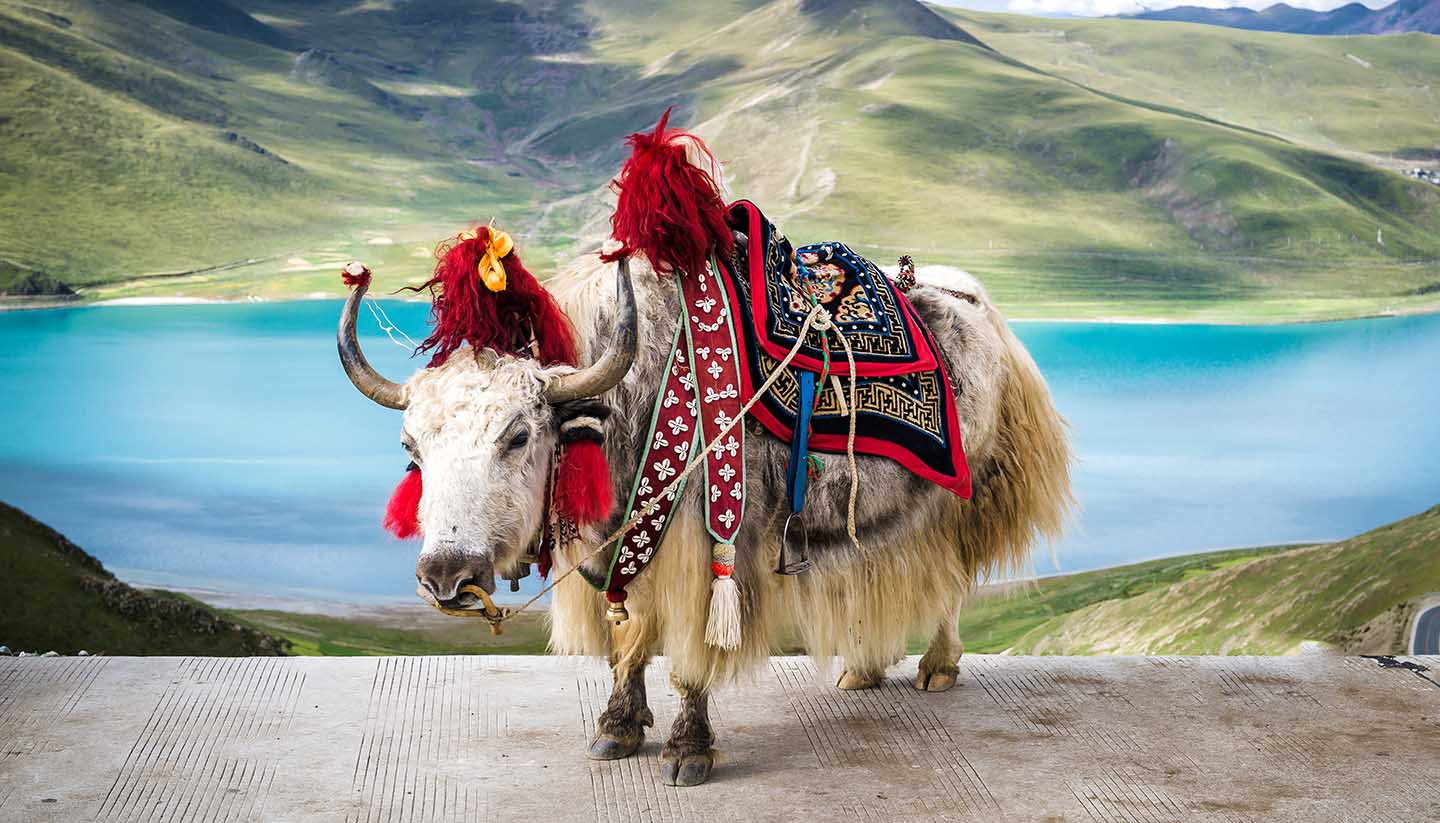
718 201 972 498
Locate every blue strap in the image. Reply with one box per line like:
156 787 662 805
787 369 816 515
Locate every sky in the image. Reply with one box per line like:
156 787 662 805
931 0 1390 18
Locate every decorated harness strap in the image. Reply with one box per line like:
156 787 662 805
599 260 747 648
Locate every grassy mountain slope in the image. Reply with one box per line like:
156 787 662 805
1 0 1438 320
950 9 1440 161
950 546 1290 653
1001 503 1440 655
0 501 288 655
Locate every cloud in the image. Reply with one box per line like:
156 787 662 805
1004 0 1388 16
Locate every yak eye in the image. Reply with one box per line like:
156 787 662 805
507 429 530 451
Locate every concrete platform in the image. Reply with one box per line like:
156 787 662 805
1 655 1437 822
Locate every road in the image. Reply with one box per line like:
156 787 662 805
1415 605 1440 654
1 654 1438 822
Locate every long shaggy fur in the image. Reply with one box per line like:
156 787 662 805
545 252 1074 690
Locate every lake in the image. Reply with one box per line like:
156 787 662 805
2 302 1438 604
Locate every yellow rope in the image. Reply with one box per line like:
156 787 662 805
432 303 833 631
823 317 863 551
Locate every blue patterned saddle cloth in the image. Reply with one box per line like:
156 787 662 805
715 201 971 497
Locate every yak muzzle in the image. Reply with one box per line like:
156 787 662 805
416 549 496 609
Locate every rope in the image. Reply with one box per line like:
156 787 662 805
365 297 421 351
819 315 863 551
449 303 835 631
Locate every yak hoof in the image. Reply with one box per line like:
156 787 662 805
659 751 714 787
915 669 958 693
836 670 882 690
587 733 644 761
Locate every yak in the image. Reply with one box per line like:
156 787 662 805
336 148 1072 789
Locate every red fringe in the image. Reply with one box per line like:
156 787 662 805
602 108 733 281
408 226 578 368
383 469 423 539
554 440 613 526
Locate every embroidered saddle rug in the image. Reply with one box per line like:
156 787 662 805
720 201 972 498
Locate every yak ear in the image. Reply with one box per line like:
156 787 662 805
553 400 614 525
555 399 612 446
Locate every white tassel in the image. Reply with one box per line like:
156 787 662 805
705 575 741 650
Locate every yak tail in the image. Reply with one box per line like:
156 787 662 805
959 317 1074 582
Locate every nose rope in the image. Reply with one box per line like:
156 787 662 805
428 303 862 632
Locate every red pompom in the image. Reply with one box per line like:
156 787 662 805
554 440 613 526
408 226 579 368
603 108 733 282
383 469 423 539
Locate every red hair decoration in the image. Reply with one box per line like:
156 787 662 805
383 467 423 539
408 225 578 368
553 439 613 526
602 108 733 282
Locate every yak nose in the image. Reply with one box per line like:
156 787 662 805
416 549 495 605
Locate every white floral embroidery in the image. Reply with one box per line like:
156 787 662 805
695 296 717 314
663 389 680 408
704 385 738 402
621 562 637 575
633 531 651 548
730 486 743 500
674 440 691 462
653 458 677 480
718 463 737 482
721 436 740 457
716 346 733 361
679 372 695 391
710 486 722 502
666 416 689 436
714 410 734 431
652 430 670 450
695 346 711 360
650 516 665 531
638 476 653 497
706 360 724 379
718 509 736 528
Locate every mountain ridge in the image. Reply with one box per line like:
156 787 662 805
1122 0 1440 35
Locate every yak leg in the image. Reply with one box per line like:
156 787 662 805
588 618 657 760
915 605 963 693
659 677 715 787
836 667 885 690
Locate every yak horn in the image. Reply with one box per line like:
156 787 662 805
338 276 408 410
545 257 638 404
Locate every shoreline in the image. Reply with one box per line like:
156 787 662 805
4 292 1438 326
137 539 1327 621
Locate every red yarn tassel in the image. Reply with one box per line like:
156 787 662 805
554 440 613 526
603 108 733 281
383 469 423 539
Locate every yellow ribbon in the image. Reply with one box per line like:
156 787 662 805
457 225 513 292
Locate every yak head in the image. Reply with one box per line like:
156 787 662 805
336 261 636 610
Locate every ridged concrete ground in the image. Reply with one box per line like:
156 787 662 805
1 655 1437 822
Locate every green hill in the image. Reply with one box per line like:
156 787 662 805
971 503 1440 655
0 0 1438 321
0 501 288 655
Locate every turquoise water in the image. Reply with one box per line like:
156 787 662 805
2 302 1438 602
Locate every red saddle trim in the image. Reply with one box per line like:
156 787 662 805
720 203 973 499
732 201 938 379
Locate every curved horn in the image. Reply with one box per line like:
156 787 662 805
544 257 638 404
337 273 408 410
